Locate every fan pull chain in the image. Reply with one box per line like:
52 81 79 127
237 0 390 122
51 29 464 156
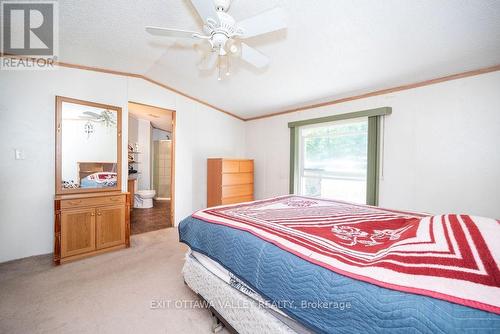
226 56 231 76
217 56 222 81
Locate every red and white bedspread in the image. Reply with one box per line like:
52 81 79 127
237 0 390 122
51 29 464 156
194 195 500 314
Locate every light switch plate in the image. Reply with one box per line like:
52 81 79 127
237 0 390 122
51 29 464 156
15 149 25 160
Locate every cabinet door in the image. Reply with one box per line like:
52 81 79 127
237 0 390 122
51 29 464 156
96 205 125 250
61 208 96 258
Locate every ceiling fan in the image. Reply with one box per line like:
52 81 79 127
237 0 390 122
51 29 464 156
79 111 117 127
145 0 287 80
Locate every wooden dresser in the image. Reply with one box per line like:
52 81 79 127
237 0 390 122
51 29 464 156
54 192 130 264
127 178 136 207
207 159 254 207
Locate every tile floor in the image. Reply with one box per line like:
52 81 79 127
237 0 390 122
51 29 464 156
131 199 171 235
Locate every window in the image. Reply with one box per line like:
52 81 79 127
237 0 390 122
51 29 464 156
289 107 391 205
299 118 368 204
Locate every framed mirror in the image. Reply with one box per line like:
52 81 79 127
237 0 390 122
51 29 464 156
55 96 122 194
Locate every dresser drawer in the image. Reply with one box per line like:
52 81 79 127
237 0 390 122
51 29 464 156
222 160 253 173
222 173 253 186
222 184 253 198
239 161 253 173
61 195 125 209
221 195 254 205
222 160 240 173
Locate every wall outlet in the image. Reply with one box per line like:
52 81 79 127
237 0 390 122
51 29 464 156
14 149 25 160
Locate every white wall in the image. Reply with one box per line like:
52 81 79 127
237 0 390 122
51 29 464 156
127 79 247 222
136 118 151 190
246 71 500 219
0 66 245 263
2 65 498 263
128 115 139 147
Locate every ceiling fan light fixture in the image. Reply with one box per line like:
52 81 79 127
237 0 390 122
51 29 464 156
214 0 231 12
145 0 287 80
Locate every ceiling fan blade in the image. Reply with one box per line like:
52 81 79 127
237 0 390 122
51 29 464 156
83 111 101 117
240 43 270 69
146 26 200 39
238 8 287 39
190 0 219 25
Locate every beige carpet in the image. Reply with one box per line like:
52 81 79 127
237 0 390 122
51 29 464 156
0 228 228 334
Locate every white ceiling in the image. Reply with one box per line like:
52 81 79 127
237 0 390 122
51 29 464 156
128 102 173 132
59 0 500 119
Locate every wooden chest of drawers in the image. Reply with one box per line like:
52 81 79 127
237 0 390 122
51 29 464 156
207 159 254 207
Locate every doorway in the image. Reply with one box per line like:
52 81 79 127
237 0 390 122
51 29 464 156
127 101 175 234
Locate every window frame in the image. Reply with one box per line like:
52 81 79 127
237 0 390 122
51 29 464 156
297 117 369 202
288 107 392 206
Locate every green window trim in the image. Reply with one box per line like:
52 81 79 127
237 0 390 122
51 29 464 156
288 107 391 128
288 107 391 206
366 116 380 206
289 127 299 194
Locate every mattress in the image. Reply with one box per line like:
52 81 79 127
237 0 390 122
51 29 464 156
183 252 299 334
190 251 313 334
179 216 500 334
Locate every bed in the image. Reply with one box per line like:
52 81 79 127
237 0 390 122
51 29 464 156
179 195 500 333
78 162 118 188
80 172 117 188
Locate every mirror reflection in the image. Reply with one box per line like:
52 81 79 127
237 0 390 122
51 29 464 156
61 101 118 189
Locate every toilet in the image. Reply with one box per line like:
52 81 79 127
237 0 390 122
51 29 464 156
134 190 156 209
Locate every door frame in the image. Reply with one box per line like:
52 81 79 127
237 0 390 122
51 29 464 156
128 101 176 226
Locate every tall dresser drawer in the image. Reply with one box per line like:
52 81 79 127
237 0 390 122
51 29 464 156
222 173 253 186
222 195 253 205
61 195 125 209
222 184 253 198
222 160 240 173
239 161 254 173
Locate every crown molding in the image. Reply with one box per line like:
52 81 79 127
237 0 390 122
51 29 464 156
2 54 499 123
245 64 500 121
0 54 245 121
56 61 246 121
